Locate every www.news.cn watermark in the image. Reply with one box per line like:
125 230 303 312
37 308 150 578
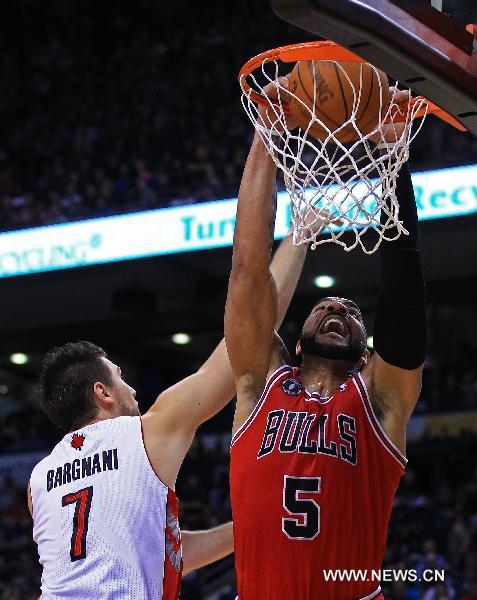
323 569 446 583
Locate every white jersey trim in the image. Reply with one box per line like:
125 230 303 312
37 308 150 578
361 586 382 600
231 365 292 448
353 373 407 470
304 389 333 404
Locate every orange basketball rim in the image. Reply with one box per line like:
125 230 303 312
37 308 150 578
239 40 466 132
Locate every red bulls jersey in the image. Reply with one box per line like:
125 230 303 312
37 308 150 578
230 365 406 600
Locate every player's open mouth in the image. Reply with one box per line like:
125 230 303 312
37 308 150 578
319 316 347 337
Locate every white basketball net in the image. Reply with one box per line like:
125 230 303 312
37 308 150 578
240 58 428 254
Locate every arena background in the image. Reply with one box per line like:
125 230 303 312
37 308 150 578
1 0 477 598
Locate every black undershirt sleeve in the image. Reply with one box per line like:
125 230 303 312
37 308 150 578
373 162 427 370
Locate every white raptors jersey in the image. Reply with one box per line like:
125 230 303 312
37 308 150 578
30 416 182 600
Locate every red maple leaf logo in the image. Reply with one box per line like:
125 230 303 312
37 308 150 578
71 433 85 450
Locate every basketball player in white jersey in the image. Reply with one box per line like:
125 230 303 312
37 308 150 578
28 229 313 600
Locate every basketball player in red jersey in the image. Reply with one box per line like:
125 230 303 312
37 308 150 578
28 226 312 599
225 82 426 599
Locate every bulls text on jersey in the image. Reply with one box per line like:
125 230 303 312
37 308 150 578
46 448 119 492
257 410 357 465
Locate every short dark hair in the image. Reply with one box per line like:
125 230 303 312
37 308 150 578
39 341 112 432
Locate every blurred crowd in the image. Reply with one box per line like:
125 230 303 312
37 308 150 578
1 1 477 233
0 476 40 599
382 433 477 600
0 1 298 232
418 364 477 414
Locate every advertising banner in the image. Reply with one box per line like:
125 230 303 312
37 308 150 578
0 164 476 278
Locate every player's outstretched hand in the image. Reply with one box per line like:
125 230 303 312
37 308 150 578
258 76 299 133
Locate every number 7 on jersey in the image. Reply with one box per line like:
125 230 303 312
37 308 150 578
62 486 94 561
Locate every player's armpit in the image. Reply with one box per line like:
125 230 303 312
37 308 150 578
181 522 233 575
233 331 290 434
225 267 278 386
268 331 291 376
140 411 195 490
362 352 423 453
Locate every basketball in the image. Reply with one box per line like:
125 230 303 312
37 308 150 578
287 60 390 143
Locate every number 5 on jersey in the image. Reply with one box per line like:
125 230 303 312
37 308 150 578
282 476 321 540
62 486 93 561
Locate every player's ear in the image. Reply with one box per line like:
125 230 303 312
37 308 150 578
93 381 114 406
296 340 302 356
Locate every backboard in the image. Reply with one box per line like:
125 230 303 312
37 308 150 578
270 0 477 135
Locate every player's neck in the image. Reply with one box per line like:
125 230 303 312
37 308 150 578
298 355 356 396
77 407 120 428
75 415 109 429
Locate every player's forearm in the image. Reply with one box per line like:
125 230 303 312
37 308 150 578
225 133 280 392
270 231 307 329
231 132 277 275
181 522 233 575
192 233 305 422
201 231 305 382
374 163 427 369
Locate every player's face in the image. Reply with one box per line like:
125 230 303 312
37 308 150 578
299 297 366 362
102 358 140 417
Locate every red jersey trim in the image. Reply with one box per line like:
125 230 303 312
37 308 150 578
353 373 407 470
231 365 293 447
162 488 182 600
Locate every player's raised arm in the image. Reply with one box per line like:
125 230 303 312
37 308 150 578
146 228 308 430
225 126 281 432
141 226 308 488
362 159 426 452
141 82 306 488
